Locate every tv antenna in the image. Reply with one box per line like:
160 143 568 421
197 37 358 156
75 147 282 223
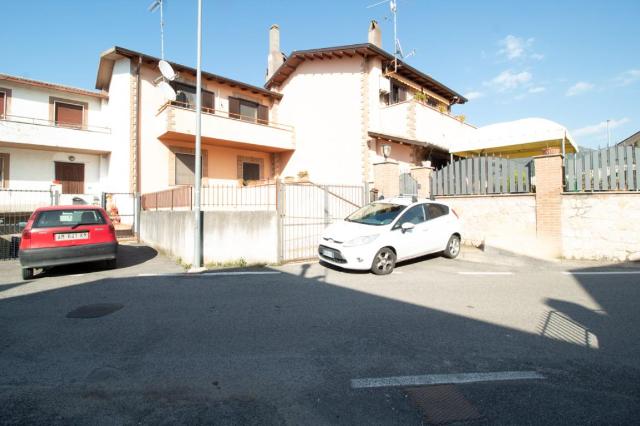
367 0 414 72
148 0 166 60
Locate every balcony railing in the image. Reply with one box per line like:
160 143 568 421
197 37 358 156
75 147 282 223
0 114 111 134
156 101 295 151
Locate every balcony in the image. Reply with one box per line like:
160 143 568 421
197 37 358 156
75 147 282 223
0 115 112 153
156 103 295 152
375 100 476 150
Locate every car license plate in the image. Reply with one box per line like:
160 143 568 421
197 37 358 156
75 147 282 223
55 232 89 241
322 249 335 258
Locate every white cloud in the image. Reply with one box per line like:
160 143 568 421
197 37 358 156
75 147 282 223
484 70 532 92
497 35 543 61
614 69 640 86
528 86 546 94
464 91 484 100
566 81 594 96
572 118 630 138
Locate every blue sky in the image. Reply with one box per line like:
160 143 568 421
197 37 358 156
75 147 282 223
2 0 638 147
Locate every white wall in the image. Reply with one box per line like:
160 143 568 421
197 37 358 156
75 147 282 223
140 210 278 264
276 57 364 185
2 146 102 193
104 57 133 193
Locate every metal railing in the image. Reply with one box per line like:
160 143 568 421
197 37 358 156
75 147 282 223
141 182 277 211
157 101 294 132
1 114 111 134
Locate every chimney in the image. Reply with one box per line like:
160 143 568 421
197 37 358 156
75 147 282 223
368 20 382 48
267 24 284 82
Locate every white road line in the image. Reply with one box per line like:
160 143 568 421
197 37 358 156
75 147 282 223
351 371 544 389
458 272 514 276
562 271 640 276
137 273 159 277
202 271 281 276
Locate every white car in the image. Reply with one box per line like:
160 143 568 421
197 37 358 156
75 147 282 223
318 197 461 275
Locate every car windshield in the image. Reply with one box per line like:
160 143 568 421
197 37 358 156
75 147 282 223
346 203 406 226
33 209 106 229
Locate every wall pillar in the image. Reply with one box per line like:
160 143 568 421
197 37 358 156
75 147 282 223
533 152 563 257
373 161 399 199
410 166 434 199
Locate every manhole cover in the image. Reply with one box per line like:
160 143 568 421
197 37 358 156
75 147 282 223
405 384 482 424
66 303 124 319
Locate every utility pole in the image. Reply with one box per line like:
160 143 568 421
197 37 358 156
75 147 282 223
192 0 204 271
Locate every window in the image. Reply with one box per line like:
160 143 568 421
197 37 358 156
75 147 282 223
175 153 196 185
241 162 260 181
0 91 5 119
33 209 106 229
389 80 408 105
172 82 215 112
346 203 406 226
0 153 9 188
426 203 449 220
54 102 84 128
55 162 85 194
394 204 426 228
229 97 268 124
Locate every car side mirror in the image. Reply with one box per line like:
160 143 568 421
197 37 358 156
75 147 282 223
18 221 27 231
401 222 415 232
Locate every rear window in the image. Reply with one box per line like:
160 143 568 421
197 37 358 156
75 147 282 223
426 203 449 220
33 209 106 228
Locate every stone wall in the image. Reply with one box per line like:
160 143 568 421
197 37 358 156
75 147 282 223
562 193 640 261
435 194 537 255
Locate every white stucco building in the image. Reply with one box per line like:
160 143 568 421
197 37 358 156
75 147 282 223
0 73 131 200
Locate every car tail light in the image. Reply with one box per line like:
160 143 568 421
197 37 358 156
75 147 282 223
108 223 116 237
452 209 459 218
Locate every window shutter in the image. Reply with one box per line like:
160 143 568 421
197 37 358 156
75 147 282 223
0 92 5 118
202 91 215 112
257 105 268 124
229 97 240 119
55 103 83 127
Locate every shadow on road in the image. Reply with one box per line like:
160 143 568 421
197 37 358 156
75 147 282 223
0 259 639 424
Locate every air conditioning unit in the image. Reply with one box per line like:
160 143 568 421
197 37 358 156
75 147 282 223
379 77 391 94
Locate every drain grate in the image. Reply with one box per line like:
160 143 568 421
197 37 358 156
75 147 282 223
66 303 124 319
405 384 482 424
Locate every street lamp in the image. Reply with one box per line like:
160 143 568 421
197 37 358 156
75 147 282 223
192 0 204 271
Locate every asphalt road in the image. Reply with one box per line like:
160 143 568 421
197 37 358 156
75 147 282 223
1 245 639 425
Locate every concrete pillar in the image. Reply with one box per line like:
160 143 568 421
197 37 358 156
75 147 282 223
533 153 563 257
373 161 399 199
410 166 434 199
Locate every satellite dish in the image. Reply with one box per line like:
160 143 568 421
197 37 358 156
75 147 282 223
158 80 176 101
158 60 176 81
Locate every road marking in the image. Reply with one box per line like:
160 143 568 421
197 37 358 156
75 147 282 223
458 272 514 276
562 271 640 276
351 371 544 389
202 271 281 276
137 273 159 277
69 274 85 277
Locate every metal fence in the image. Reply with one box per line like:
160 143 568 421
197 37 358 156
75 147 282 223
278 182 366 262
141 183 277 211
431 156 533 196
564 146 640 192
0 189 54 260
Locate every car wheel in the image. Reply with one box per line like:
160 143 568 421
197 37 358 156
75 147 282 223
22 268 34 280
371 247 396 275
105 259 117 270
443 234 461 259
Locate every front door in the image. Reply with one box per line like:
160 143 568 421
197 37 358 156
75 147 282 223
389 203 427 260
54 162 85 194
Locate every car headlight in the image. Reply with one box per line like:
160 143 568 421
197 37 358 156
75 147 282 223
343 234 379 247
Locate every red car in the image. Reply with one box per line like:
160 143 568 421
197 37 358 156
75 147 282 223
19 205 118 280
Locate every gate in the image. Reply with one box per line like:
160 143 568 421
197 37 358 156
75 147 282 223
278 182 366 262
399 173 418 196
101 192 139 239
0 189 55 260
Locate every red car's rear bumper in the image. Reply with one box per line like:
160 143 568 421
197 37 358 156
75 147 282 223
19 242 118 268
